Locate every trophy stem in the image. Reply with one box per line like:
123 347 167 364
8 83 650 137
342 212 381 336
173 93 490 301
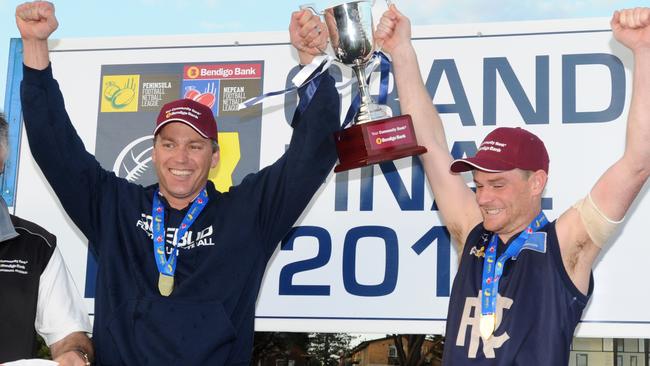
352 62 375 124
352 61 373 107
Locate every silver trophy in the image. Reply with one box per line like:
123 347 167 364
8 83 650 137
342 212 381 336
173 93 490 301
304 1 426 172
323 0 388 123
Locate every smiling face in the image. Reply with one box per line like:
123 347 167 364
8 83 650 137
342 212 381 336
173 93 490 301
473 169 547 242
152 122 219 209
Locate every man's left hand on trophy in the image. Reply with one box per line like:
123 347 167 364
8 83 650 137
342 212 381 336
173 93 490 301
290 9 329 64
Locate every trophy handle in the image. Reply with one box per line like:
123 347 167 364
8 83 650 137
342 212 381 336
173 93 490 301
299 3 323 15
371 0 394 6
373 0 396 53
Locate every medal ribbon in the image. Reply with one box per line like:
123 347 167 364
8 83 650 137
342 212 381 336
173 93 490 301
152 188 209 278
481 212 548 316
237 55 332 111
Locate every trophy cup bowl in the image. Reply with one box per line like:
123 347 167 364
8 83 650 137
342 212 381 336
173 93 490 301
322 0 427 172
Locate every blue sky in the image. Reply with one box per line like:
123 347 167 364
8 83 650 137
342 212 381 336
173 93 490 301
0 0 641 109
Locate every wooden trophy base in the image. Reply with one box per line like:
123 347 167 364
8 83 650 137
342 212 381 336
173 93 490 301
333 114 427 173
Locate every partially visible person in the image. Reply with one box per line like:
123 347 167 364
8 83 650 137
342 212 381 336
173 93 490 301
376 4 650 365
0 113 93 365
16 1 336 365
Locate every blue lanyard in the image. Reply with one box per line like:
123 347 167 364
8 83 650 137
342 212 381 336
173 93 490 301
481 212 548 316
152 188 209 277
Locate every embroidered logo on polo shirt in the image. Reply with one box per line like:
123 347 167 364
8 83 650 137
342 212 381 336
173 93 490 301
0 259 29 275
469 233 490 259
469 245 485 258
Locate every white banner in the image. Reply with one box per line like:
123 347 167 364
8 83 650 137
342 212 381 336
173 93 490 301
10 17 648 337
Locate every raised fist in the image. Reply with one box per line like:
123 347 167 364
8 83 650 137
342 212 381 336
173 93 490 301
611 7 650 52
16 1 58 42
374 4 412 56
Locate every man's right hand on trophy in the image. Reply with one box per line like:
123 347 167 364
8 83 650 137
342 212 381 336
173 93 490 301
290 9 329 65
375 4 412 57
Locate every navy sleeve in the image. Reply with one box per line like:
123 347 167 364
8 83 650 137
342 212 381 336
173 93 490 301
20 64 122 246
244 71 339 255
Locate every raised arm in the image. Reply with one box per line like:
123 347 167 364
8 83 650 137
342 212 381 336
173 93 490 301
375 5 481 250
247 11 339 254
557 7 650 293
18 1 128 246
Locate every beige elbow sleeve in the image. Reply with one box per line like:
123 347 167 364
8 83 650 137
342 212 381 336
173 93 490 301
573 193 623 248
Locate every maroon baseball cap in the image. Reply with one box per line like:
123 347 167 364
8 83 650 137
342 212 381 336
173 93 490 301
154 98 218 142
450 127 549 173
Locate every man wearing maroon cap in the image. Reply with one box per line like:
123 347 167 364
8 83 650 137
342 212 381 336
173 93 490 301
449 127 549 174
151 98 221 211
17 1 336 365
377 4 650 365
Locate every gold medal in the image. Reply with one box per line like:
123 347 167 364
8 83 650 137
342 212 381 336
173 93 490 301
479 313 496 340
158 273 174 296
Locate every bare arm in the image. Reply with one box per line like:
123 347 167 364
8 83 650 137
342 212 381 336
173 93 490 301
557 7 650 294
375 5 482 250
16 1 58 70
50 331 94 366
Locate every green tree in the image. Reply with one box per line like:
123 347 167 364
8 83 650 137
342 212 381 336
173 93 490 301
308 333 355 365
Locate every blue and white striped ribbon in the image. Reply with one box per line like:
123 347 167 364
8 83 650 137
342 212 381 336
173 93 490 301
237 51 391 122
237 55 333 111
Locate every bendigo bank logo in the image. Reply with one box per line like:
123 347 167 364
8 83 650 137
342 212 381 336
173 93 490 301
186 66 200 79
187 66 199 79
100 75 140 112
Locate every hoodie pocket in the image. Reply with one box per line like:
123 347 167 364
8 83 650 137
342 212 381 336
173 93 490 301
107 298 237 365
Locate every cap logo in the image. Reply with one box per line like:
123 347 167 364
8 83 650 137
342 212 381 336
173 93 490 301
479 140 507 153
165 106 201 120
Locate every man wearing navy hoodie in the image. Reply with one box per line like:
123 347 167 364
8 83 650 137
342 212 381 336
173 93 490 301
16 1 338 365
